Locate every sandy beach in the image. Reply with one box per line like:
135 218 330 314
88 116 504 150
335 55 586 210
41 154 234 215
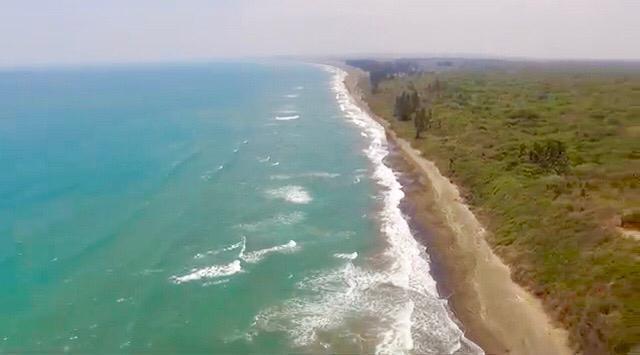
341 64 573 355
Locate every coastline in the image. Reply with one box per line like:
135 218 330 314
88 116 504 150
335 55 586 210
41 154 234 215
328 64 483 354
338 64 573 355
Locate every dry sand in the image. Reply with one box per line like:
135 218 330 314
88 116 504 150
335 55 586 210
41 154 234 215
341 64 573 355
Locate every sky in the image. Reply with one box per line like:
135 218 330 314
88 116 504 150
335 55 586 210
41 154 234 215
1 0 639 67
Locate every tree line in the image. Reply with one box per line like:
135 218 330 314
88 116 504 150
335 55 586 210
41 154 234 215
346 59 419 92
393 81 444 139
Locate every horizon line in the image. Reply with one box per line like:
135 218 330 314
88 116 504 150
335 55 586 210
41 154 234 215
2 53 640 71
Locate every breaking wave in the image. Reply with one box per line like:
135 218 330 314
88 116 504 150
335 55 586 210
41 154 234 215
194 237 246 259
175 238 300 284
275 115 300 121
241 240 300 264
170 260 243 284
265 185 312 204
333 252 358 260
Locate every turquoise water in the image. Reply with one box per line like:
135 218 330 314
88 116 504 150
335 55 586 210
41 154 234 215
0 62 480 354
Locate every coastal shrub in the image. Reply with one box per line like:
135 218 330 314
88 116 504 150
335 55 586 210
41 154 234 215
527 140 569 174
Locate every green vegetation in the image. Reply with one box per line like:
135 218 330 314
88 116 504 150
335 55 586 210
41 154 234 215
413 107 432 139
393 90 420 121
361 64 640 354
392 89 433 138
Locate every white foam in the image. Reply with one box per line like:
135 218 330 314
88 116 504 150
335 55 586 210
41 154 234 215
139 268 164 275
241 240 300 264
200 164 225 181
269 172 340 180
253 262 408 350
170 260 243 284
265 185 312 204
284 94 299 98
235 212 306 232
304 172 339 178
200 170 214 181
193 236 246 259
333 66 481 354
275 115 300 121
251 65 482 355
269 174 292 180
258 156 271 163
203 279 230 287
333 252 358 260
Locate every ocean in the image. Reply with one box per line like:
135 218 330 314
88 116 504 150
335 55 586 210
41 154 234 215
0 61 481 354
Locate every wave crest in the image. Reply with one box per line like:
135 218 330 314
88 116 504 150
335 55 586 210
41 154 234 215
333 252 358 260
265 185 312 204
270 172 340 180
170 260 243 284
275 115 300 121
241 240 299 264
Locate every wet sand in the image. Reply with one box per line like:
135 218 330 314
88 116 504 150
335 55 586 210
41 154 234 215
340 64 573 355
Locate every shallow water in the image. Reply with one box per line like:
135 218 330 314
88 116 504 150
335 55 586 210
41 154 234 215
0 62 481 354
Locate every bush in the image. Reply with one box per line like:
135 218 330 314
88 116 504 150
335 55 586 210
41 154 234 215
528 140 569 174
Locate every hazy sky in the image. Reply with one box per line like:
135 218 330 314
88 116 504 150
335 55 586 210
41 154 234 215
2 0 639 66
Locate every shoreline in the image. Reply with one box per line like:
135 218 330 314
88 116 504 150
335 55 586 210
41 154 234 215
329 65 483 354
338 64 573 355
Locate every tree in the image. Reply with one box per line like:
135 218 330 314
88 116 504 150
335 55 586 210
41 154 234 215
414 108 426 139
414 107 432 139
410 90 420 112
394 93 408 120
394 90 420 121
370 71 386 93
